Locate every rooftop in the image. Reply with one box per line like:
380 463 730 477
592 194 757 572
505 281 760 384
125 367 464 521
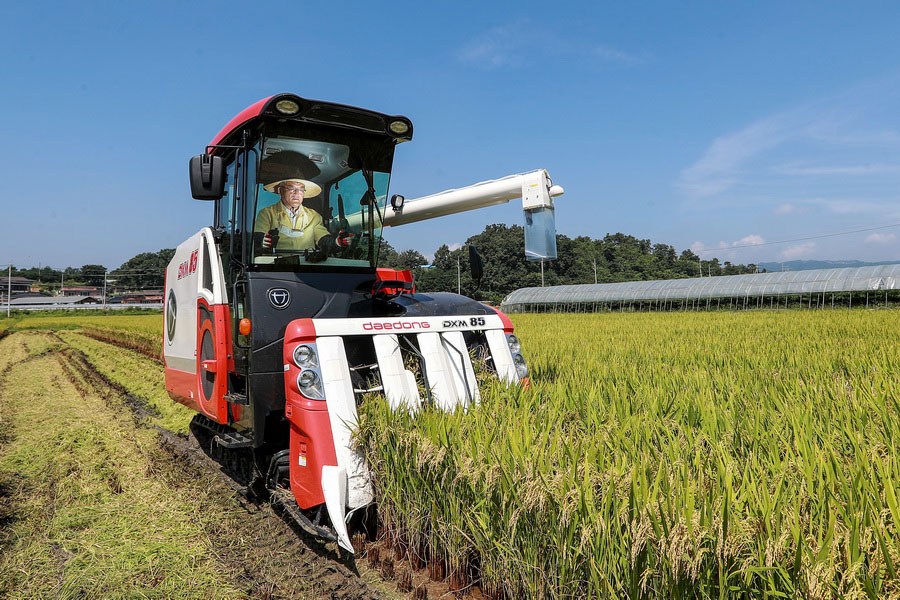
9 295 100 305
501 263 900 310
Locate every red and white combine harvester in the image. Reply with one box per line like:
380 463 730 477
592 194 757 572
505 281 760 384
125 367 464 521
164 93 563 551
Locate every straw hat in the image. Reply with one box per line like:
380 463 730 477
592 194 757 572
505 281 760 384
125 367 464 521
259 150 322 197
263 178 322 198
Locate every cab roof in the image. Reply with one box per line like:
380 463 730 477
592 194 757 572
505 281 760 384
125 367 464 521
208 93 413 149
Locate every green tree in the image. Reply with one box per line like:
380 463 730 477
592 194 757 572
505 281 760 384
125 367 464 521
112 249 174 289
395 249 428 276
431 244 455 270
80 265 107 286
411 225 762 301
377 239 400 269
11 265 62 284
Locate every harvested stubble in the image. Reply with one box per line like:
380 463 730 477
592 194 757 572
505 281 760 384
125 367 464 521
8 313 162 358
357 310 900 599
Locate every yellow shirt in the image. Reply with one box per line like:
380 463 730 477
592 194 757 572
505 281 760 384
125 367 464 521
254 203 330 251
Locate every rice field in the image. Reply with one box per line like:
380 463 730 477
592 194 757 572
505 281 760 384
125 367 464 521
3 308 898 599
6 313 161 358
357 311 900 599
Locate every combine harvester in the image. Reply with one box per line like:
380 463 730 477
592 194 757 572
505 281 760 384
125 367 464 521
164 93 563 552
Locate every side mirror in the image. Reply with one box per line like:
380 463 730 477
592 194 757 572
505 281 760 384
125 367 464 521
189 154 226 200
468 244 484 283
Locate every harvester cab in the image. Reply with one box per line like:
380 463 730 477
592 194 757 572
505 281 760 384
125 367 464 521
163 93 563 551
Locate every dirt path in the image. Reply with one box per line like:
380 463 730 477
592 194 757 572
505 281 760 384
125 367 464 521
0 331 397 600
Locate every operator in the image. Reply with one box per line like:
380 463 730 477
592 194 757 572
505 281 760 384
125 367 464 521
254 177 354 254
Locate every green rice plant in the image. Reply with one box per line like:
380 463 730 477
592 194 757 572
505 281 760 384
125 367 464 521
357 310 900 599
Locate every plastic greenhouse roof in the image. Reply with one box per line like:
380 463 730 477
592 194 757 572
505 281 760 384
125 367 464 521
500 264 900 309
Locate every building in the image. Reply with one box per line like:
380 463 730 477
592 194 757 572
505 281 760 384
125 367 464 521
119 290 163 304
501 264 900 313
60 285 101 297
0 276 35 298
8 295 101 307
10 292 51 301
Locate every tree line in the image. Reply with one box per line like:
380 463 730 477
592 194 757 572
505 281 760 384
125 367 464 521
379 224 759 303
8 250 174 292
10 226 759 302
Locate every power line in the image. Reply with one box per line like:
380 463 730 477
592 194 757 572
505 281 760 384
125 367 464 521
2 264 167 273
695 221 900 254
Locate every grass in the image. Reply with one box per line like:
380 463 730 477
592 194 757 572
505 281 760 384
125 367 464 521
357 310 900 599
4 309 899 598
0 326 392 600
8 313 163 360
57 330 194 434
0 332 244 600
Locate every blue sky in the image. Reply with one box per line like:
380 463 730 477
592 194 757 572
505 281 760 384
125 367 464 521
2 1 900 270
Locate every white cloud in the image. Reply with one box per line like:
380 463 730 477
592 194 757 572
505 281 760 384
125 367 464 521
771 197 894 216
692 235 764 254
593 44 645 65
806 129 900 145
773 203 803 215
455 20 531 67
677 109 806 198
781 242 816 260
676 73 900 202
734 234 764 247
776 163 900 176
457 20 644 68
865 232 897 244
817 198 889 215
447 242 464 251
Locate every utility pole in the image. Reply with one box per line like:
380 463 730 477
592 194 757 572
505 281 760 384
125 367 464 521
593 257 597 284
540 259 544 287
6 264 11 318
456 255 461 295
60 271 64 296
698 257 703 277
103 270 108 307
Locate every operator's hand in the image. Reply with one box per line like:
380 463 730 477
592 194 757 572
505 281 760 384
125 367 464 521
336 230 355 247
262 228 280 250
307 249 328 263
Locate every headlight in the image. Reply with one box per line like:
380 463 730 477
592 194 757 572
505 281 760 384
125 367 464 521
297 370 324 400
389 119 409 134
293 344 318 368
506 334 521 354
512 353 528 379
275 99 300 115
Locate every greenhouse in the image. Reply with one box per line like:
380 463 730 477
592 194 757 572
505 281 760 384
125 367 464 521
500 264 900 313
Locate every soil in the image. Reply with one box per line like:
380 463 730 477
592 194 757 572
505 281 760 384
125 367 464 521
55 329 482 600
48 335 388 600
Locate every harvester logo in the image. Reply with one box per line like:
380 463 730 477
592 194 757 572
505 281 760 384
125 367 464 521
443 317 486 328
268 288 291 309
177 250 199 280
362 321 430 331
